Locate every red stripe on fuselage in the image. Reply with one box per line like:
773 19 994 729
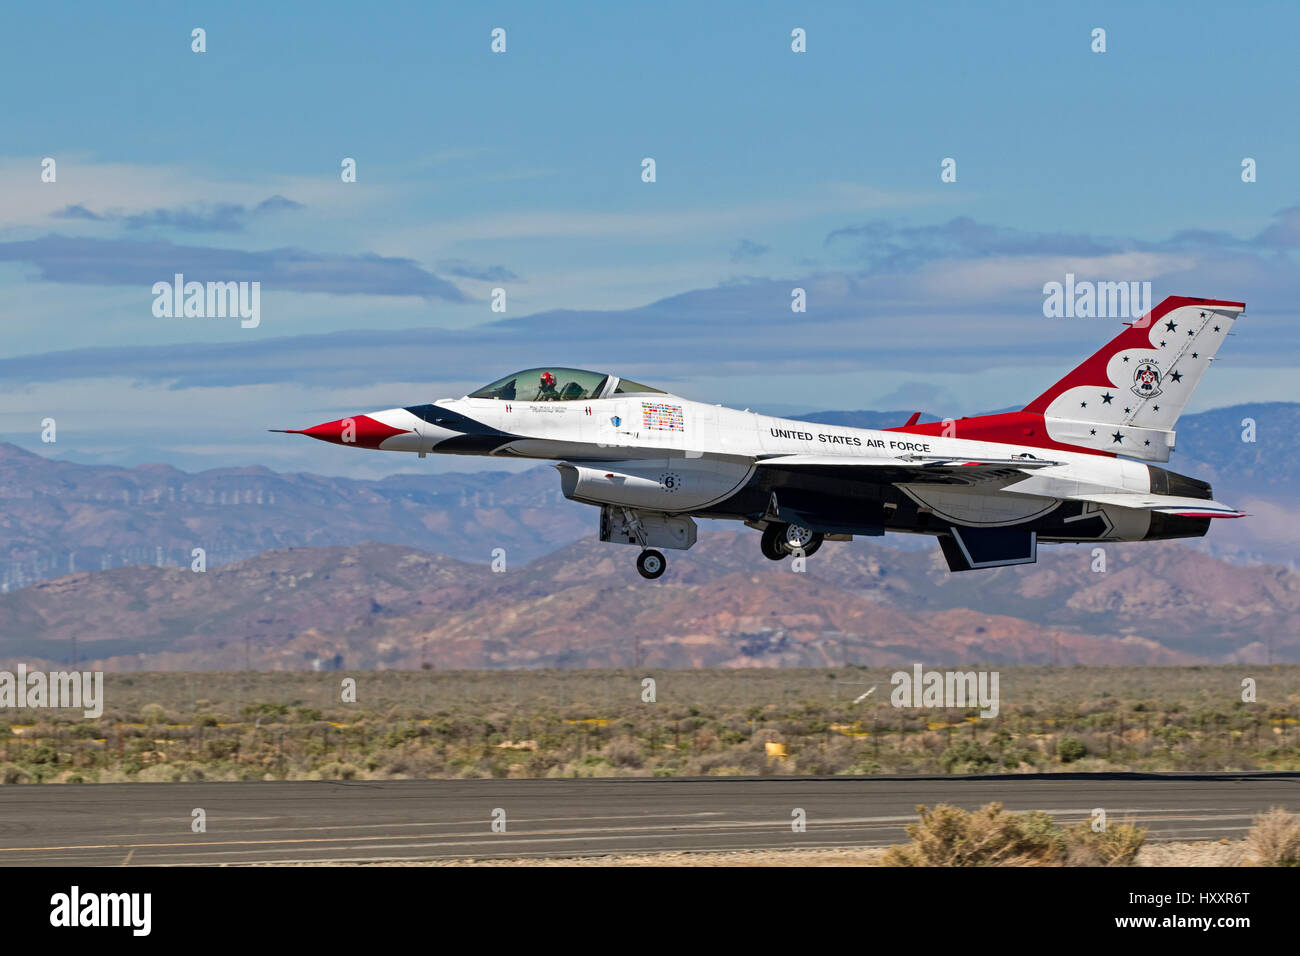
886 411 1115 457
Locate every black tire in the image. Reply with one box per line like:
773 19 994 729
760 524 788 560
636 549 667 579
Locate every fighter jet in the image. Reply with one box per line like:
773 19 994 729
275 295 1246 579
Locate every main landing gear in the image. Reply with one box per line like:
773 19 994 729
760 522 823 560
636 549 667 580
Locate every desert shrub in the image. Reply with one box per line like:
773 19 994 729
240 703 287 721
201 739 238 760
601 737 643 769
940 740 995 773
844 757 882 775
524 752 561 775
1154 725 1192 746
1245 807 1300 866
999 747 1037 770
1064 821 1145 866
1057 737 1088 763
317 761 359 780
881 802 1065 867
24 745 58 765
0 763 31 785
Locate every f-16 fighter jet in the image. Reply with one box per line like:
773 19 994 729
275 296 1245 579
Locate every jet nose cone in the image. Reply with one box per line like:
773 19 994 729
273 414 412 448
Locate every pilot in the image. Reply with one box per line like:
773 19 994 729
537 370 559 400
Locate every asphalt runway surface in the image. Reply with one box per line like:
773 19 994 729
1 772 1296 865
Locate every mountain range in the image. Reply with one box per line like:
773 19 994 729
0 401 1293 671
2 532 1295 671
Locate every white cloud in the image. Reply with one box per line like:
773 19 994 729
0 155 394 233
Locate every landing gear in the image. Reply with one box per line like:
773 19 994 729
760 524 787 560
781 523 823 556
761 522 824 560
636 549 667 579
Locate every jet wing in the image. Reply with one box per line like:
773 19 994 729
1061 491 1245 518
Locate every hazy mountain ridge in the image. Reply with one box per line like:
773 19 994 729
1 533 1295 672
0 443 587 590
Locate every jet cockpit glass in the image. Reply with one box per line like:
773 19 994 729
469 368 609 402
612 377 665 395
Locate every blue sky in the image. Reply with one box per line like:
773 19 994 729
1 1 1298 477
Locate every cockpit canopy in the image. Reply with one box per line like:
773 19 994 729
468 368 665 402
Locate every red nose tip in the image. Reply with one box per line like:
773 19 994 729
278 415 411 449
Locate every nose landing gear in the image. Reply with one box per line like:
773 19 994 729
636 548 667 579
760 522 823 560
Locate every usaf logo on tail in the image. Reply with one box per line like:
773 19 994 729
1132 359 1162 398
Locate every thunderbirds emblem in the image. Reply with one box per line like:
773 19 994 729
1132 359 1162 398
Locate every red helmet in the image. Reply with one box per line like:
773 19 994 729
540 371 556 386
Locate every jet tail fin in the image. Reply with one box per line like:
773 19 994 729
1019 295 1244 461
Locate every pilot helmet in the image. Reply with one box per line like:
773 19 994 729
540 371 556 387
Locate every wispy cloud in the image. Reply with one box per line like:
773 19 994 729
0 235 467 299
3 204 1297 392
730 239 769 262
53 195 304 233
828 216 1122 273
437 259 520 282
52 204 105 222
828 207 1300 275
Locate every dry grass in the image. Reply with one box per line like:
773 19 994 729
1245 807 1300 866
3 666 1298 783
1064 819 1146 866
881 801 1145 867
255 841 1248 867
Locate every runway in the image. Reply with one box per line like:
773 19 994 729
1 772 1295 865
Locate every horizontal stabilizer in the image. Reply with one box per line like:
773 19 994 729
1063 491 1244 518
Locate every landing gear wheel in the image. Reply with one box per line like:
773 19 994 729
799 535 823 556
760 524 788 560
636 549 667 579
780 523 823 556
